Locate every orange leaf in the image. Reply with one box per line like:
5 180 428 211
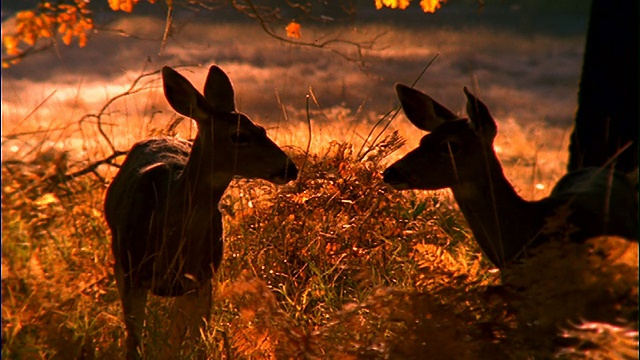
108 0 121 11
24 33 36 46
3 36 18 53
34 193 59 206
109 0 137 12
17 11 35 21
285 21 301 39
398 0 411 9
121 0 136 12
375 0 411 10
62 30 73 45
78 32 88 47
40 28 52 38
420 0 445 13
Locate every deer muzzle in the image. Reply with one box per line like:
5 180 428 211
383 166 412 190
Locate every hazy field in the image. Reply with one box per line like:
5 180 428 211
2 5 589 196
2 3 638 359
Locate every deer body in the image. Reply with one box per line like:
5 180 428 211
383 84 638 268
104 66 297 359
106 138 226 296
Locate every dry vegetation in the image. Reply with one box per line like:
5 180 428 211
0 13 636 352
2 83 638 359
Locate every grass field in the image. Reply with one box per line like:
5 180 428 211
2 9 638 359
2 92 637 358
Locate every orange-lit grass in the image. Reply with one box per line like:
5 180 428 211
2 107 637 359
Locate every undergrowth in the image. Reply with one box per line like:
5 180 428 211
2 130 638 359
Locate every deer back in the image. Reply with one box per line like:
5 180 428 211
546 167 638 241
105 65 298 296
383 84 638 268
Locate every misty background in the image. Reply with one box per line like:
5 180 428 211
2 1 590 164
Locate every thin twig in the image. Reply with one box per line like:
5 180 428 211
232 0 382 66
2 125 69 143
1 41 55 65
159 1 174 55
357 54 440 161
295 93 314 193
43 150 128 185
79 66 162 153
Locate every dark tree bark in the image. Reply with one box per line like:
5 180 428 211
568 0 639 174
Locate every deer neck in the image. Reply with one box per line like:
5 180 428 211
449 150 547 267
147 135 231 292
176 135 233 208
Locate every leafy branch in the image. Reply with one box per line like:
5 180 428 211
2 0 452 68
3 0 93 68
231 0 383 66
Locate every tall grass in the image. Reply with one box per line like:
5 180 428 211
2 99 637 359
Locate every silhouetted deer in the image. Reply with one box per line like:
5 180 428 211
104 65 298 359
383 84 638 268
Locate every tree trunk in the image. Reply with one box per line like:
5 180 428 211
568 0 638 174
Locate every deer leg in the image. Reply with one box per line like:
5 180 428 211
115 261 149 360
162 279 213 359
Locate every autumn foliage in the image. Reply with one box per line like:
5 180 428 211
3 0 448 67
2 125 637 358
3 1 93 68
108 0 158 13
375 0 447 13
285 21 302 39
2 0 157 68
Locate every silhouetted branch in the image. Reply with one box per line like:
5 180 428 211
2 41 55 65
4 1 383 68
44 150 128 184
3 64 192 188
231 0 382 66
78 65 162 153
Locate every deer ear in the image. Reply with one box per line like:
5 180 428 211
162 66 212 122
203 65 236 113
395 83 458 132
464 87 497 140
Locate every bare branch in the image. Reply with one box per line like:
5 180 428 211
4 0 381 68
2 41 55 66
231 0 381 66
43 150 129 185
159 1 174 55
78 65 163 153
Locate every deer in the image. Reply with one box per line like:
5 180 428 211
383 84 638 269
104 65 298 359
